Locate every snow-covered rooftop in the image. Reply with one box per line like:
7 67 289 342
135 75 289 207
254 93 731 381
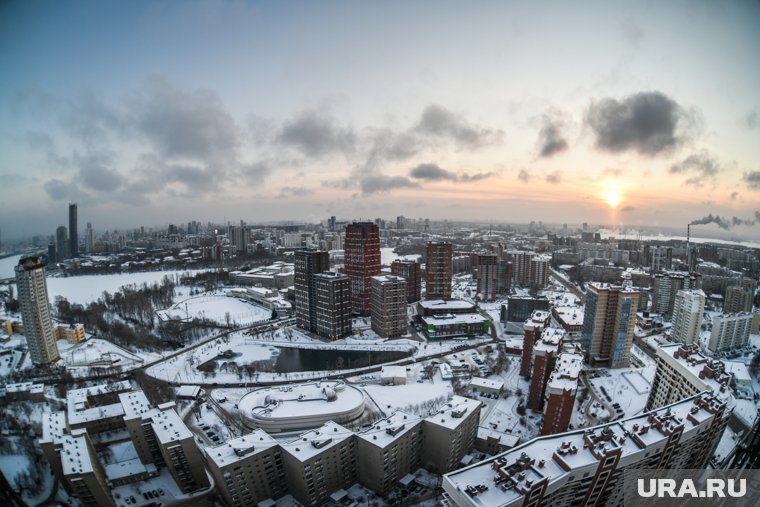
104 457 152 481
534 328 564 352
469 377 504 391
424 395 481 431
656 344 733 404
150 405 192 444
238 381 365 431
444 391 728 506
553 306 584 327
423 313 488 325
418 299 476 311
60 430 94 476
205 429 280 468
67 381 131 426
547 353 583 392
281 421 354 462
119 390 155 420
357 412 422 449
40 411 67 444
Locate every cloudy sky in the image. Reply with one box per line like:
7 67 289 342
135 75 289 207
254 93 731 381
1 0 759 240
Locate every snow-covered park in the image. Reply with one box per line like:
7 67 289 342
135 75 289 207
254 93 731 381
156 294 272 326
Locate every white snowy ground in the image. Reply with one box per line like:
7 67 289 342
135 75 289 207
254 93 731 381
476 355 538 441
46 269 207 305
584 345 656 421
156 292 271 326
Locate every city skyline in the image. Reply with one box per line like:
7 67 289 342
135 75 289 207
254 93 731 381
2 0 760 240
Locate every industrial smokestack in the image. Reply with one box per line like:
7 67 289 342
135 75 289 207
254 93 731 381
686 224 691 271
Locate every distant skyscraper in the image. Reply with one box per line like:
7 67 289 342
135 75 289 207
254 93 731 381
85 222 94 253
68 203 78 258
344 222 381 315
475 253 498 301
56 225 68 261
390 259 421 303
671 289 706 345
581 283 640 368
15 257 60 365
294 249 330 333
425 242 452 300
724 284 754 313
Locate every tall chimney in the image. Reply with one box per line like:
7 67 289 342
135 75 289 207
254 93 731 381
686 224 690 271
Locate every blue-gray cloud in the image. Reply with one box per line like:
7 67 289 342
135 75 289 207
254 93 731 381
586 91 692 156
669 151 720 187
536 112 569 158
744 170 760 190
278 110 356 157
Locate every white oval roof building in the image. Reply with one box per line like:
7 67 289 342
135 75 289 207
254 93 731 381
238 381 365 433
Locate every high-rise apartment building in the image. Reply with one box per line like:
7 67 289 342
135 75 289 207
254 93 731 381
670 289 705 345
421 396 481 475
314 272 352 340
541 352 583 436
60 429 116 507
85 222 94 253
651 271 700 316
294 249 330 332
443 391 729 507
646 344 732 412
228 222 250 254
390 259 422 303
280 421 358 507
345 222 381 315
425 242 453 300
370 275 407 338
649 245 672 272
56 225 68 261
723 284 754 313
527 328 564 411
520 310 551 377
581 283 639 368
15 256 59 365
205 430 287 507
68 202 78 258
507 251 548 288
707 312 753 353
356 412 422 494
475 253 498 301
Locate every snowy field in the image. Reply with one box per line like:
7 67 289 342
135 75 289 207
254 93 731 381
157 294 271 326
46 270 205 305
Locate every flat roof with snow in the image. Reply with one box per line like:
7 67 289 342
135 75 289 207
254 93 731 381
418 299 476 311
424 396 481 431
469 377 504 391
205 429 280 469
444 391 728 506
357 412 422 450
280 421 354 462
150 406 192 444
176 385 201 399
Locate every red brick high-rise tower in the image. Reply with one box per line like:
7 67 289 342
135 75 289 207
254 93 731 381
345 222 381 316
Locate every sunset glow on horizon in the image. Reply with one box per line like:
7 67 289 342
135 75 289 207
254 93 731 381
1 1 759 240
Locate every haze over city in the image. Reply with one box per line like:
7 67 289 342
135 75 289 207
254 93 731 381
1 0 760 241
